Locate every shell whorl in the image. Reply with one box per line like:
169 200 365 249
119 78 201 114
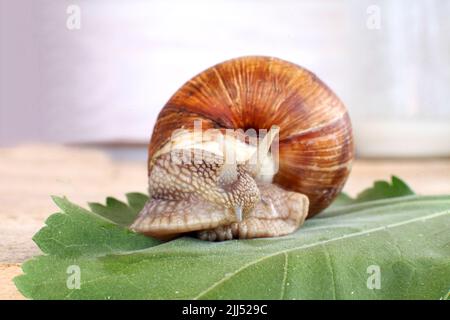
148 56 354 216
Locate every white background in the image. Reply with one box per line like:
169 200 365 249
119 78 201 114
1 0 449 156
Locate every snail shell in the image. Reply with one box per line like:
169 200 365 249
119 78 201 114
131 56 354 241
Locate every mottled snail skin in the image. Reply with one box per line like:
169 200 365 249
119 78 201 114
131 149 309 240
197 182 309 241
131 56 353 241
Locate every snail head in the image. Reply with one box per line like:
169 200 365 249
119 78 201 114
131 126 280 238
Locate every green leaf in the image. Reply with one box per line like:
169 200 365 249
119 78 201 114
88 192 148 227
126 192 149 213
14 179 450 300
353 176 415 202
329 176 415 210
34 196 159 258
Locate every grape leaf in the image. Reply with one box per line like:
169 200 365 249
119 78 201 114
14 177 450 299
88 192 148 227
33 196 159 258
329 176 415 210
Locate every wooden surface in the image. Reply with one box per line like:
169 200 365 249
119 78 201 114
1 145 450 299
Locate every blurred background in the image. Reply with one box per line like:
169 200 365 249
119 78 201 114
1 0 449 157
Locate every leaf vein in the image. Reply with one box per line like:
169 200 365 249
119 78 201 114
193 210 450 299
280 252 289 299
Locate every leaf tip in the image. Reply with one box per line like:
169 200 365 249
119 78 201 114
391 175 415 194
51 195 68 208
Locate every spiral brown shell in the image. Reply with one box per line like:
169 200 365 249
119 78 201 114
147 56 354 216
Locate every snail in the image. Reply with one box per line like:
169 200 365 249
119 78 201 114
130 56 354 241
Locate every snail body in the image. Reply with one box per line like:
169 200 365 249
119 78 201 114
131 56 354 241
